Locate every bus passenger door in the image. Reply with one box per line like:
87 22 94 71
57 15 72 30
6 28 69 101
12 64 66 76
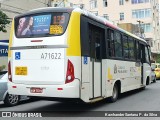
140 43 148 85
142 45 151 85
89 25 103 98
140 44 145 85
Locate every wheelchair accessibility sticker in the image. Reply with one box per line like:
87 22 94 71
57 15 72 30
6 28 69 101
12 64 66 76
15 52 21 60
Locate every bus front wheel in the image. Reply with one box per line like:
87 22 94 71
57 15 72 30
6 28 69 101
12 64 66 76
109 84 119 103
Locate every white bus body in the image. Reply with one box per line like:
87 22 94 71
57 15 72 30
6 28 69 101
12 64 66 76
8 8 151 103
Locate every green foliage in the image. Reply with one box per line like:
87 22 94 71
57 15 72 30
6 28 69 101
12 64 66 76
0 10 10 32
0 65 6 71
156 54 160 63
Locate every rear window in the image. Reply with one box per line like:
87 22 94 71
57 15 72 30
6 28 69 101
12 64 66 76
15 12 70 38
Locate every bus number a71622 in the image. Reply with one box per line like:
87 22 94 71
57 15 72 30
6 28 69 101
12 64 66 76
41 53 61 59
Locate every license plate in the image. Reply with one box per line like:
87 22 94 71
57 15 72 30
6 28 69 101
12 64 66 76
15 67 27 75
30 88 43 93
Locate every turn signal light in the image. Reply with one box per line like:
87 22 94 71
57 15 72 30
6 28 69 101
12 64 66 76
65 59 75 84
8 61 12 82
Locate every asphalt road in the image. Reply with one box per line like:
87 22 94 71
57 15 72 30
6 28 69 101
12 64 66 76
0 81 160 120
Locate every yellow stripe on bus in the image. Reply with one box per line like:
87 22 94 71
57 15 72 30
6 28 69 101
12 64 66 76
108 68 113 80
67 12 81 56
8 19 14 57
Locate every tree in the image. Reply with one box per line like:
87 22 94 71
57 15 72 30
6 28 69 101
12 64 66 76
156 54 160 63
0 10 10 32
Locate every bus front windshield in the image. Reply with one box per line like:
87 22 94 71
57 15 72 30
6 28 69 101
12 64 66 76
15 12 70 38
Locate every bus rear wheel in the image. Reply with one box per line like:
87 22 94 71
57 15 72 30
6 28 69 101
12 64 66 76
4 93 20 106
109 84 118 103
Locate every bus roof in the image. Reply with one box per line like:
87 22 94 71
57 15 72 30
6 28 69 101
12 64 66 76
15 7 147 44
15 7 74 18
73 8 147 44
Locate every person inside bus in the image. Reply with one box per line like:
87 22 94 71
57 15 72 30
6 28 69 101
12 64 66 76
16 17 26 37
21 17 33 36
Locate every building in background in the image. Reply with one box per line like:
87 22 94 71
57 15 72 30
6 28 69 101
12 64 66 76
0 0 160 62
67 0 160 61
0 0 49 70
0 0 49 40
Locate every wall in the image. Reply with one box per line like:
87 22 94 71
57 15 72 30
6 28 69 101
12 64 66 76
0 0 49 71
0 0 48 40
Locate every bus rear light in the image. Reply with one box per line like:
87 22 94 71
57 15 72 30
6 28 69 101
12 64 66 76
12 86 17 88
57 88 63 90
8 61 12 82
31 40 43 42
65 59 75 84
67 75 72 80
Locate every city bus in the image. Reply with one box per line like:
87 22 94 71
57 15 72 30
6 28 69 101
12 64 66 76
8 7 151 103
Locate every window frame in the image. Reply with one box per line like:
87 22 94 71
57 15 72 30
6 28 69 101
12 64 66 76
132 8 151 19
103 0 107 7
136 41 141 61
119 0 124 5
120 12 124 20
128 37 136 60
107 28 115 58
123 35 129 59
90 0 97 9
103 14 109 20
145 45 150 64
114 31 123 58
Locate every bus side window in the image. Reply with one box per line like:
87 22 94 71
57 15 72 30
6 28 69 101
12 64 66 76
107 29 115 57
115 32 123 58
134 40 137 60
148 46 151 64
145 46 150 64
95 30 101 60
94 27 105 61
80 16 90 57
128 37 135 60
123 35 129 59
88 24 105 61
136 41 141 60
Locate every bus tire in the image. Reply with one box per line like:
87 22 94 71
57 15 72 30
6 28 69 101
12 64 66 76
141 86 146 90
109 84 119 103
146 77 150 85
153 76 156 83
4 93 20 106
